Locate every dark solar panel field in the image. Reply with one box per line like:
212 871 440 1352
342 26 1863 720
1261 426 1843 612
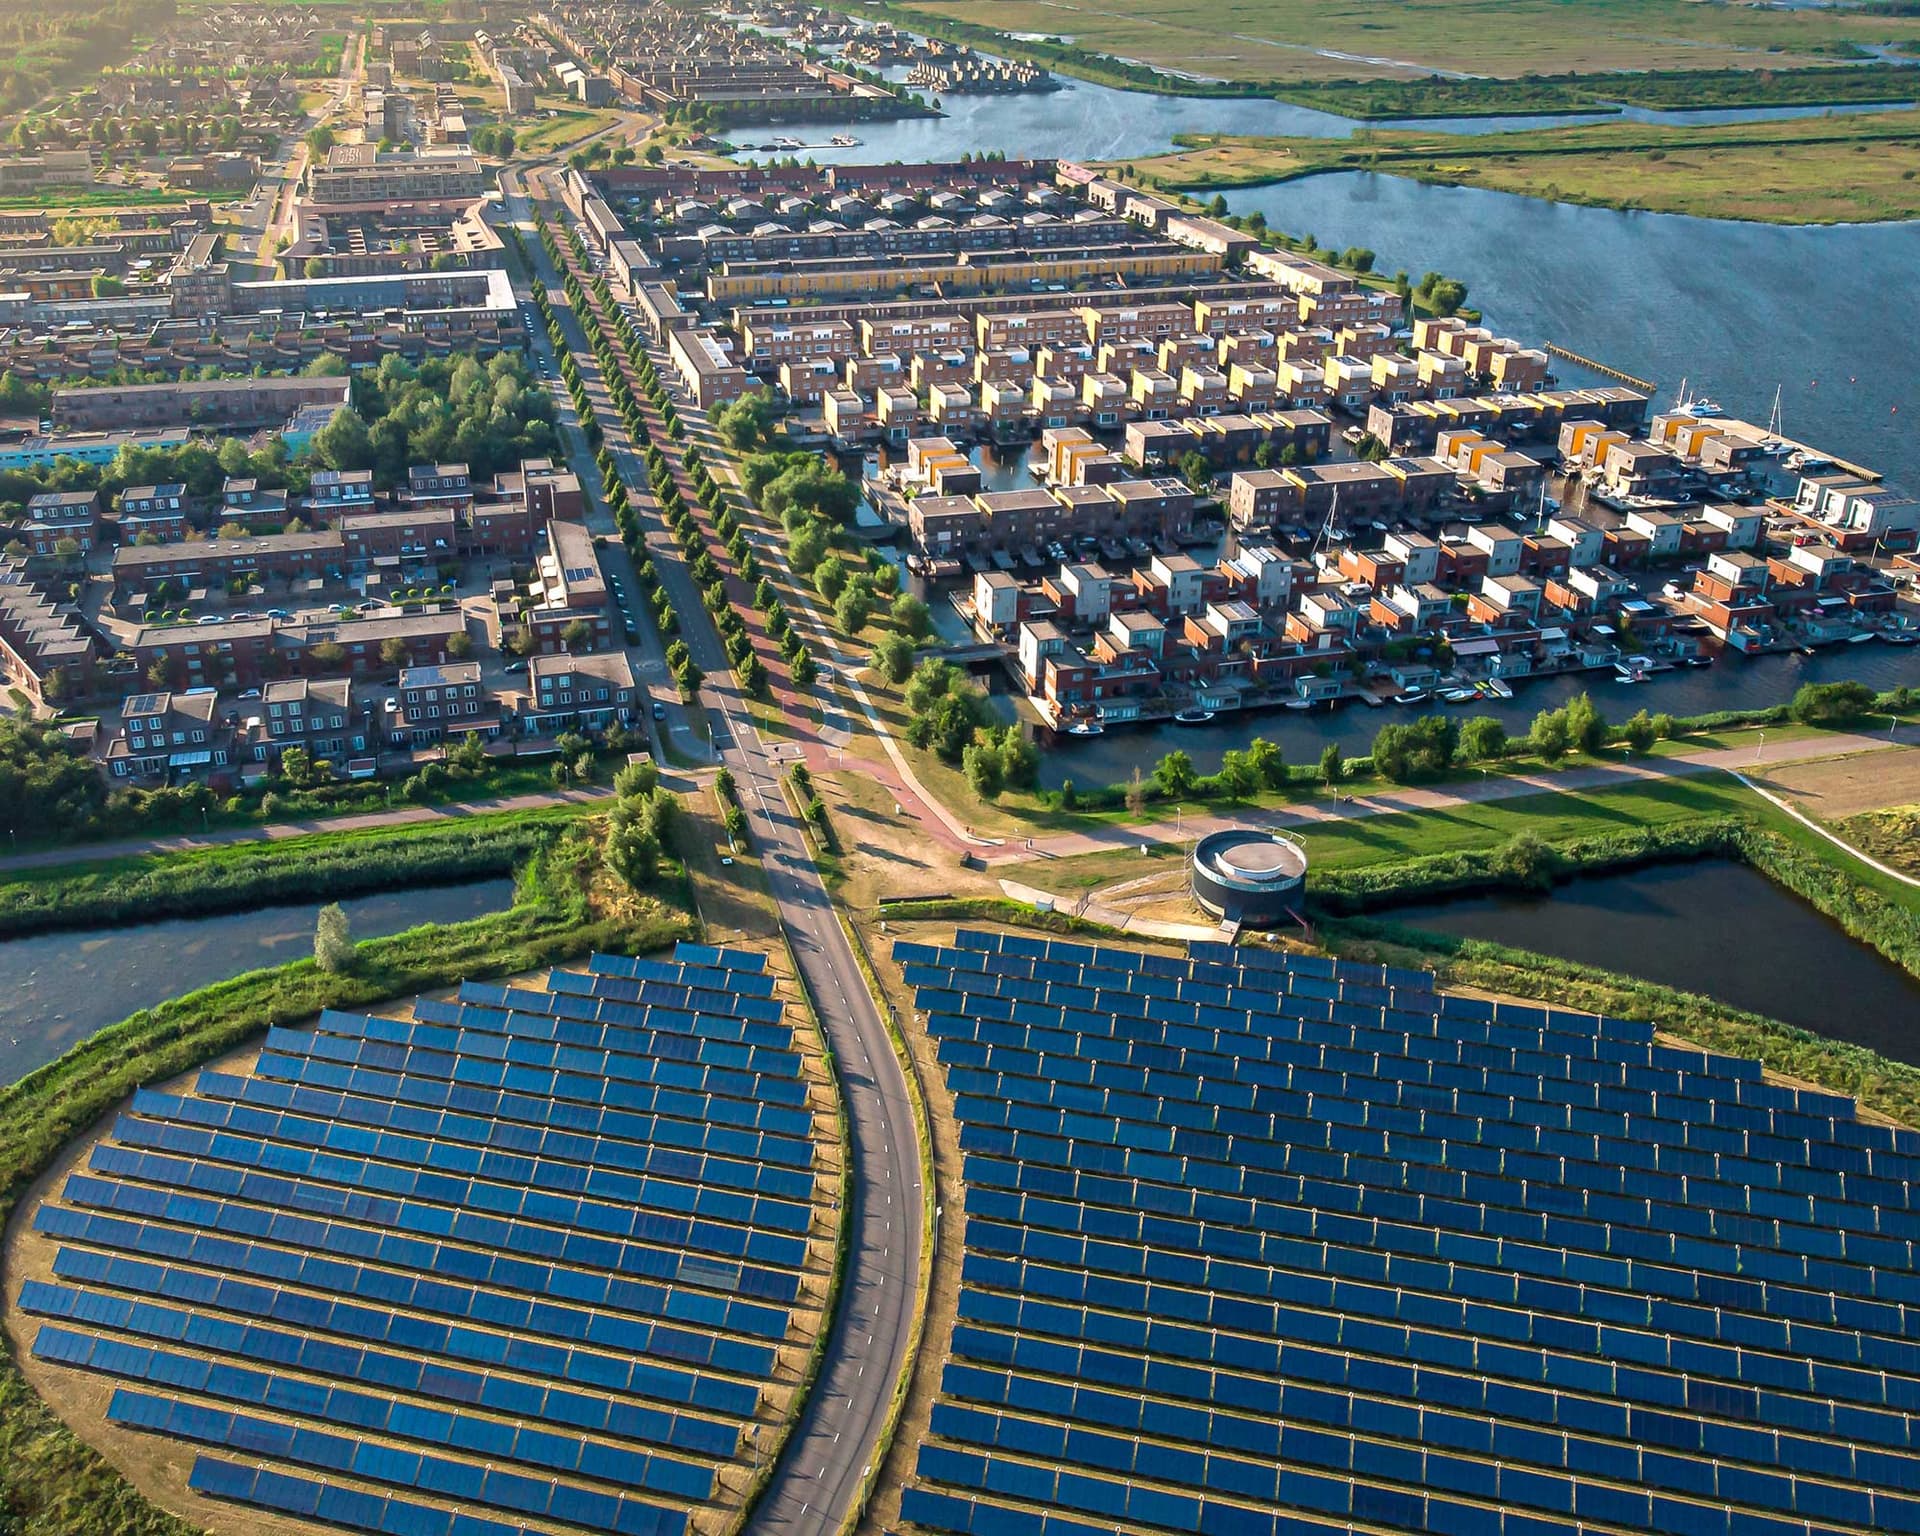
10 943 837 1536
891 928 1920 1536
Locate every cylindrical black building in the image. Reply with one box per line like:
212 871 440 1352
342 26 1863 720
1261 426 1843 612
1190 829 1308 927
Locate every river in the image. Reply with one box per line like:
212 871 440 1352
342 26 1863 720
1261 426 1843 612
1378 860 1920 1058
1030 641 1919 785
0 878 516 1087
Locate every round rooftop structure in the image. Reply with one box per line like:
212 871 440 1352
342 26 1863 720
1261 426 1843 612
1190 827 1308 927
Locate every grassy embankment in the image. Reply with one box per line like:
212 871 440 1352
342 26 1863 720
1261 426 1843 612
818 0 1920 88
1129 110 1920 223
0 811 582 937
0 823 697 1536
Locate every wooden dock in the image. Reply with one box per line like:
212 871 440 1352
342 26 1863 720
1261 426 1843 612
1544 342 1656 395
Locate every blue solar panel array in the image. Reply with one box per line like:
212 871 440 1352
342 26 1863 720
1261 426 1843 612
893 928 1920 1536
20 945 829 1536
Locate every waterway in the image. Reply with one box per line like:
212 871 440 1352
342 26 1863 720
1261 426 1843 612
1379 860 1920 1059
0 878 516 1088
1030 642 1920 786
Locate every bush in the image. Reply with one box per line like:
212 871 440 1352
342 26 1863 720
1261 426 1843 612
1792 680 1878 727
1458 716 1508 763
1371 716 1458 783
314 902 354 973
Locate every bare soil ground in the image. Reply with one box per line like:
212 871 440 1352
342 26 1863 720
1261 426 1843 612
1758 744 1920 820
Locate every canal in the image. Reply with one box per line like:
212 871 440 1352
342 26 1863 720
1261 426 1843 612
1375 860 1920 1060
1031 641 1920 786
0 878 516 1087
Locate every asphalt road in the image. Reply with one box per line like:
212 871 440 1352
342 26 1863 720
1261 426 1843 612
504 170 925 1536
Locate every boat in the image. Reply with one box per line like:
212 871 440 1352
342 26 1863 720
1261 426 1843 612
1063 720 1104 736
1886 631 1917 646
1683 655 1715 668
829 133 860 146
1785 451 1833 473
1613 662 1648 683
1485 678 1515 700
1439 687 1479 705
1283 698 1316 711
1848 631 1877 644
1391 689 1430 706
1172 708 1216 725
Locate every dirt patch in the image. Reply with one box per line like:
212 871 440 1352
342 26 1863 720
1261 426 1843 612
1757 744 1920 819
1833 806 1920 878
818 765 1001 910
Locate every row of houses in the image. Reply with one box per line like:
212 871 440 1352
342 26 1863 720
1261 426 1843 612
101 650 640 780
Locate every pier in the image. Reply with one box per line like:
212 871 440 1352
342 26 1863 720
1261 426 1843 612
1544 342 1657 394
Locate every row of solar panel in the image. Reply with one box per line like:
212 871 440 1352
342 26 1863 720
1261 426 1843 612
921 1402 1881 1536
963 1209 1920 1389
201 1062 817 1207
954 1121 1920 1310
189 1453 546 1536
275 1028 802 1134
944 1295 1920 1489
945 1314 1920 1492
66 1149 802 1315
911 971 1737 1093
947 1079 1920 1252
38 1204 783 1388
926 1000 1860 1160
101 1117 813 1267
961 1150 1920 1336
594 942 769 978
407 992 796 1058
924 931 1867 1127
48 1244 759 1420
99 1386 690 1536
45 1315 716 1502
315 1002 806 1098
468 971 787 1030
306 1014 806 1110
957 1140 1920 1335
940 1043 1914 1200
959 1148 1920 1326
946 1051 1915 1220
254 1047 816 1174
120 1098 815 1241
956 1247 1920 1446
898 1473 1872 1536
306 1009 804 1098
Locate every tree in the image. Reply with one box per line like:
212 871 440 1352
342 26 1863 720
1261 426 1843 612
1563 692 1608 755
90 274 126 297
1176 450 1213 495
1620 709 1658 754
1792 680 1876 727
448 732 487 773
306 124 335 156
314 902 354 973
834 581 874 635
446 631 474 659
1124 768 1147 816
379 637 410 669
1458 715 1508 763
813 555 850 603
713 391 774 452
890 592 931 640
562 618 592 653
311 407 372 471
1207 193 1228 217
1530 707 1572 762
1492 830 1560 890
905 658 958 716
1245 737 1286 789
303 256 327 279
871 632 914 684
788 519 828 575
1153 749 1197 798
963 739 1003 797
1319 743 1345 786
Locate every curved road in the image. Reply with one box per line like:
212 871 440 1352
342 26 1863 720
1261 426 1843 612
502 169 924 1536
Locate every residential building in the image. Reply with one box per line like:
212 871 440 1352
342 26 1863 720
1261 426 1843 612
521 652 636 735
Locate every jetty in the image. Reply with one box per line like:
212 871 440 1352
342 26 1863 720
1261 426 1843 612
1544 342 1656 394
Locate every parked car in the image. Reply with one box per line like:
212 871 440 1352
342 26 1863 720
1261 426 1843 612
651 701 666 720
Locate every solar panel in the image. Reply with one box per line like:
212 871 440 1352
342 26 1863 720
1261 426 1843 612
894 931 1920 1536
31 952 816 1536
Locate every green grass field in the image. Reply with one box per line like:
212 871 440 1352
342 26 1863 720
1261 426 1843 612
1135 110 1920 224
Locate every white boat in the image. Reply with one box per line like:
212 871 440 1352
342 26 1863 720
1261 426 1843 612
1614 662 1648 683
1391 689 1429 706
1173 708 1216 725
1786 451 1833 473
1439 687 1479 705
1064 720 1104 736
1283 698 1316 711
1485 678 1514 700
1848 631 1877 644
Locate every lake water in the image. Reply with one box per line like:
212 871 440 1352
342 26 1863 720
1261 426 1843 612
1034 640 1920 785
1378 860 1920 1059
0 878 516 1087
